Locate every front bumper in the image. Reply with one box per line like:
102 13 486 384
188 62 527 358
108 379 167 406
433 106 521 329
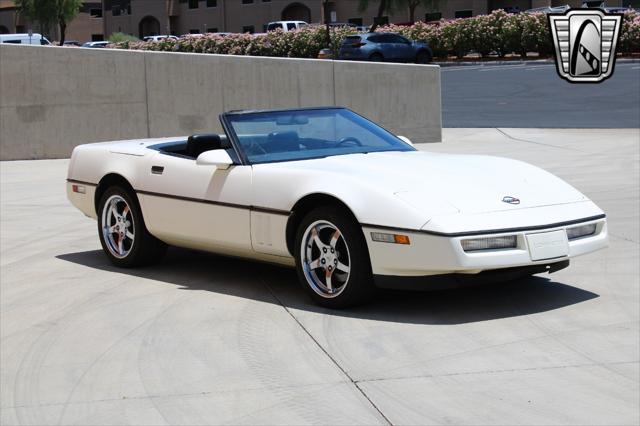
338 51 368 61
373 260 570 290
363 215 608 279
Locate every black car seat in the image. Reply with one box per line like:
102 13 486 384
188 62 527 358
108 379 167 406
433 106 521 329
186 134 223 158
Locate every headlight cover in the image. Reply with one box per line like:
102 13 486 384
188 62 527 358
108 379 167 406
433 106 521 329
461 235 517 252
566 223 597 240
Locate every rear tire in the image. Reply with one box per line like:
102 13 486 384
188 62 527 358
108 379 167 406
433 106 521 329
416 50 432 64
369 53 384 62
294 206 374 308
97 186 167 268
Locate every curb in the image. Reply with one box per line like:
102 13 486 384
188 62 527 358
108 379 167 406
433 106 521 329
435 60 552 67
434 58 640 67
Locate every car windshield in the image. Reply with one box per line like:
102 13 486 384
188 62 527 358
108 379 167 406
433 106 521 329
225 108 415 164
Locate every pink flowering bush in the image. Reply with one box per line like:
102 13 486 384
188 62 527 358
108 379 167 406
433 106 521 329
389 21 448 57
380 10 637 58
113 25 352 59
113 10 639 59
620 11 640 54
379 10 554 58
466 10 509 56
501 12 538 57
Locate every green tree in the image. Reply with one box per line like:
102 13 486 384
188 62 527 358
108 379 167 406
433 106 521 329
108 32 139 44
15 0 56 38
55 0 82 46
15 0 81 45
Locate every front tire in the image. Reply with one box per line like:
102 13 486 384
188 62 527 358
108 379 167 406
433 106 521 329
294 206 373 308
97 186 167 267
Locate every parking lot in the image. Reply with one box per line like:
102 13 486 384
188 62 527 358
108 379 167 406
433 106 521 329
1 128 638 425
442 62 640 128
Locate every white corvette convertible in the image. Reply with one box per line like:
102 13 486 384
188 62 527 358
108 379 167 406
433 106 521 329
67 107 608 307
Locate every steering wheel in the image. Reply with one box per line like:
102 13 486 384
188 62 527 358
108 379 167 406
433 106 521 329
245 139 268 155
335 137 363 147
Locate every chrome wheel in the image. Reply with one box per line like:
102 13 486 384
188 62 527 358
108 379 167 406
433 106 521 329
301 220 351 298
101 194 135 259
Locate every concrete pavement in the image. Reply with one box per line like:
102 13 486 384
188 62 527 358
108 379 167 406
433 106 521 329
1 128 638 425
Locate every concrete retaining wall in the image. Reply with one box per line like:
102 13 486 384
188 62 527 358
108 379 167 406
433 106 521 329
0 44 441 160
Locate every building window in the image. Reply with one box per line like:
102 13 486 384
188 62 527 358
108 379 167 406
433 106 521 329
189 29 200 34
90 8 103 18
242 25 255 33
262 0 271 2
242 0 254 4
92 34 104 41
454 10 472 18
188 0 199 9
425 12 441 21
373 16 389 26
207 27 218 33
206 0 217 6
111 0 130 16
348 18 362 26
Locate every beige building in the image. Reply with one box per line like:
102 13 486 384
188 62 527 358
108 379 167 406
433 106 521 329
2 1 634 41
0 0 104 42
101 0 633 38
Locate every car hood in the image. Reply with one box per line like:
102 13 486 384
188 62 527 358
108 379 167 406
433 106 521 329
288 150 587 215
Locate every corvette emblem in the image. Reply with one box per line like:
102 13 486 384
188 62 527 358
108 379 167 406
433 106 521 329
548 9 622 83
502 196 520 205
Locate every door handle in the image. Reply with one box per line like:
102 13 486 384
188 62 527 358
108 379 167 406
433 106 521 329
151 166 164 175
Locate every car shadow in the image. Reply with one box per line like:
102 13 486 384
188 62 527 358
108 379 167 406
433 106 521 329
56 247 599 325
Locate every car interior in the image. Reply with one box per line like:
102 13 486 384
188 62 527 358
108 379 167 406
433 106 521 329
236 131 369 157
238 131 304 155
155 130 367 165
155 134 232 159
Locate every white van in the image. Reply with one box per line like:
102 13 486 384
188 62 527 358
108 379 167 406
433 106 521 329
0 33 51 45
266 21 308 32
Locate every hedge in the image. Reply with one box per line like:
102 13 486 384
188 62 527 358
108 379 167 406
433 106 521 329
113 10 640 59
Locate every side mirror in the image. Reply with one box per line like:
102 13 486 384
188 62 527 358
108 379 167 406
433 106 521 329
397 135 414 146
196 149 233 169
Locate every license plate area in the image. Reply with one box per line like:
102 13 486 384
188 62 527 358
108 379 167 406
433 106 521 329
526 230 569 261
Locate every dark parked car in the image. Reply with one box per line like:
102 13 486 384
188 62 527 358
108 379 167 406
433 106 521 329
338 33 433 64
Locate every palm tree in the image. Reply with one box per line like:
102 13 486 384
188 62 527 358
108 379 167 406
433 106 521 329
323 0 331 46
406 0 440 23
358 0 390 32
